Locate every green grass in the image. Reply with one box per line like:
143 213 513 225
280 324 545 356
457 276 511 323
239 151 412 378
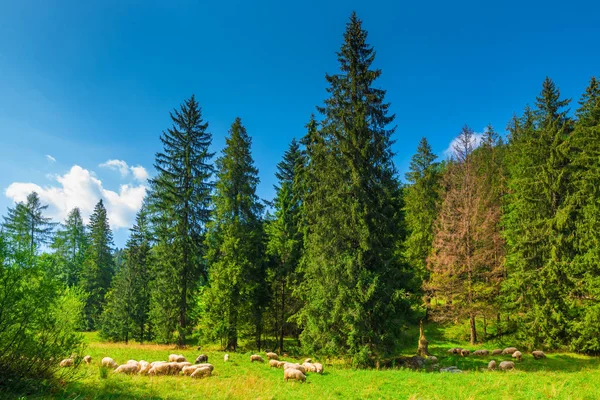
16 330 600 400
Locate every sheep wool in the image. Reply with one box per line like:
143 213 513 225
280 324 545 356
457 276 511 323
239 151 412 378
532 350 546 360
488 360 497 370
284 368 306 383
512 351 522 361
499 361 515 371
60 358 74 367
266 352 278 360
502 347 518 355
190 366 212 379
492 349 503 355
83 355 92 364
269 359 280 368
314 362 324 374
250 354 264 362
101 357 117 368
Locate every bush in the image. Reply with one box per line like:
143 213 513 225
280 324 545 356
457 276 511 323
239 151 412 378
0 251 85 393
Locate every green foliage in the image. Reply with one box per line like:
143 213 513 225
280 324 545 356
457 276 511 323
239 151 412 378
51 207 88 287
203 117 266 351
149 95 214 346
80 199 115 330
0 230 85 394
298 12 415 361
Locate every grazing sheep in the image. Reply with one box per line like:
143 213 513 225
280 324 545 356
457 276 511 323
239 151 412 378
304 358 312 363
488 360 497 370
447 348 463 355
224 354 229 362
139 361 151 375
284 368 306 383
314 362 324 374
269 359 280 368
532 350 546 360
101 357 117 368
302 362 317 373
512 351 522 361
169 354 187 363
115 363 139 374
83 355 92 364
492 349 503 355
276 361 286 368
182 365 200 376
195 354 208 363
283 363 306 374
473 350 489 356
126 360 140 371
502 347 518 355
460 349 471 357
148 362 171 376
196 363 215 372
60 358 74 367
250 354 264 363
190 366 212 379
266 352 278 360
499 361 515 371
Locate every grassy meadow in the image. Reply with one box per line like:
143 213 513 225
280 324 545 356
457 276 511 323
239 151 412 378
19 330 600 400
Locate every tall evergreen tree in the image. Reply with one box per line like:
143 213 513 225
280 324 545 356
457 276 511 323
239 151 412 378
503 77 573 348
3 192 54 255
297 12 414 364
563 76 600 352
81 199 114 330
203 117 266 351
100 205 153 343
265 138 303 353
403 137 441 305
52 208 88 287
149 95 214 346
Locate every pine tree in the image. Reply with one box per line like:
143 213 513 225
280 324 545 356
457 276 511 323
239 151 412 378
100 205 153 343
81 199 114 330
3 192 54 255
403 137 441 305
298 13 414 364
52 208 88 287
503 77 573 348
203 117 266 351
149 95 214 346
265 138 303 353
563 76 600 352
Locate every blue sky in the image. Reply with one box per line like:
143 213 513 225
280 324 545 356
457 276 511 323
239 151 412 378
1 0 598 246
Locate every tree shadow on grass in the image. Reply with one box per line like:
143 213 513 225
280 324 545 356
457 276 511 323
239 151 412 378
29 380 165 400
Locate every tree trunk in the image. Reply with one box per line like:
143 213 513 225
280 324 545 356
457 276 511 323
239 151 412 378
279 279 285 354
417 320 430 357
469 314 477 345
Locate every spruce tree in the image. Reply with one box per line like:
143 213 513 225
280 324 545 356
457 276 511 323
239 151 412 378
563 77 600 352
403 137 441 306
81 199 114 330
149 95 214 346
265 138 303 353
203 117 266 351
100 205 153 343
52 208 88 287
503 77 573 348
3 192 54 255
298 12 414 364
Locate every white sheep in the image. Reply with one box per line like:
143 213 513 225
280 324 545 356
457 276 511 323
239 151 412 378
115 363 139 374
250 354 264 363
502 347 518 355
83 355 92 364
139 360 151 375
532 350 546 360
284 368 306 382
168 354 187 363
488 360 497 370
512 351 522 361
148 362 170 376
499 361 515 371
195 363 214 372
182 365 200 376
269 359 280 368
266 352 278 360
60 358 74 367
283 363 306 374
314 362 324 374
473 350 489 356
302 362 317 373
101 357 117 368
190 366 212 379
224 354 229 362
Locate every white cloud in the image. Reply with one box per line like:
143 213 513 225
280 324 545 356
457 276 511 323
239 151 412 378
443 131 485 158
99 159 130 177
5 165 147 230
130 165 149 182
46 154 56 162
99 159 150 182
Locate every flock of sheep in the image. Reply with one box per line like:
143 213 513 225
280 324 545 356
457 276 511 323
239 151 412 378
59 351 324 383
447 346 547 371
251 352 324 383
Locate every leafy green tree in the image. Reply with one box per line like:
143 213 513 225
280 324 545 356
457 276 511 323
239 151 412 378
403 137 441 306
503 77 573 348
80 199 114 330
265 138 303 353
203 117 266 351
51 208 88 287
149 95 214 346
100 205 153 343
297 12 414 364
3 191 55 255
